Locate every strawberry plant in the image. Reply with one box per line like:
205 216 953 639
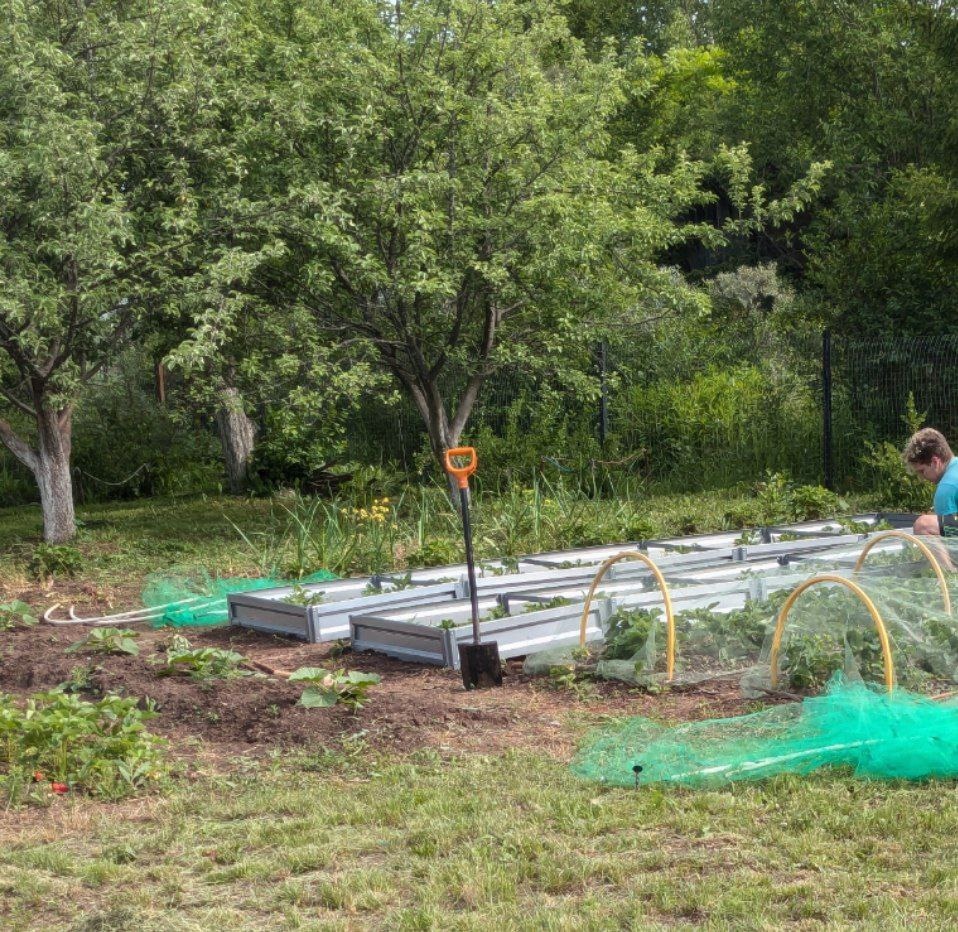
0 689 167 804
603 607 659 660
67 627 140 656
288 667 381 709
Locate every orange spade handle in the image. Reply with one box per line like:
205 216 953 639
444 447 478 489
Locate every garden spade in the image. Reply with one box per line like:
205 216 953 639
444 446 503 690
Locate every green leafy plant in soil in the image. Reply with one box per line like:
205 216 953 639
603 606 660 661
28 543 84 580
0 600 38 629
66 627 141 656
155 635 249 680
288 667 381 709
280 584 325 606
0 689 167 804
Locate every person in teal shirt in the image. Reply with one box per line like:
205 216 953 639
902 428 958 538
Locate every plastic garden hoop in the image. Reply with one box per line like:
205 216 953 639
578 551 675 682
768 574 895 693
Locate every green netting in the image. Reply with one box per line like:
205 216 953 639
141 568 338 627
524 537 958 695
572 674 958 788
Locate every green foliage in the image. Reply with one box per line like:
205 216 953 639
859 394 929 511
281 585 325 607
526 596 573 613
545 659 598 701
29 543 84 580
751 472 842 523
780 634 846 692
66 628 141 657
155 635 249 681
0 689 167 804
0 0 243 539
0 600 38 629
70 348 223 503
288 667 381 710
414 537 462 568
604 607 660 661
621 366 822 492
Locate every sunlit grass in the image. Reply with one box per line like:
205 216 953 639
0 483 873 594
0 749 955 929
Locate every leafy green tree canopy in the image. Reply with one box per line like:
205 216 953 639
0 0 238 538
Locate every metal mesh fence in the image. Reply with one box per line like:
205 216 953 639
344 333 958 493
831 335 958 488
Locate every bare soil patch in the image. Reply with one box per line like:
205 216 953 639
0 617 765 765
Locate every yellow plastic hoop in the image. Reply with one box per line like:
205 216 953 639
769 574 895 693
853 530 951 616
578 551 675 681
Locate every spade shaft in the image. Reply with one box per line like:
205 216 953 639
444 447 502 689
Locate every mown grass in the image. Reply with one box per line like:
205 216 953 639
0 748 956 930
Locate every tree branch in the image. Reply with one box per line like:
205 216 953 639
0 383 36 419
0 415 37 472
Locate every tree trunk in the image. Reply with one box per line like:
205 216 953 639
216 385 257 495
34 405 75 543
0 396 77 542
420 392 468 505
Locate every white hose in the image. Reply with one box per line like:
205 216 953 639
43 594 219 626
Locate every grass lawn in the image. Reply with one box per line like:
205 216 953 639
1 750 956 930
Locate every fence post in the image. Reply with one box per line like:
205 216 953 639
597 340 609 447
822 329 833 490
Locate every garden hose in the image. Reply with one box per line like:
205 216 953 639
42 595 209 626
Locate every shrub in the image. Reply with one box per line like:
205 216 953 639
414 536 461 567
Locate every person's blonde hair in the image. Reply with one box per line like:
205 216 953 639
902 428 953 466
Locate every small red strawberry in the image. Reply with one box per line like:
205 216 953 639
50 782 68 794
32 771 45 783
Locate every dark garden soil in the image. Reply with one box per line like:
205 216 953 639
0 617 770 766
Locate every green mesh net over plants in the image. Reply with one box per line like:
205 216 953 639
524 536 958 696
141 568 338 627
571 675 958 788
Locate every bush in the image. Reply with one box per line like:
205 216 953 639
71 348 222 502
857 394 929 511
618 364 821 491
414 536 462 567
